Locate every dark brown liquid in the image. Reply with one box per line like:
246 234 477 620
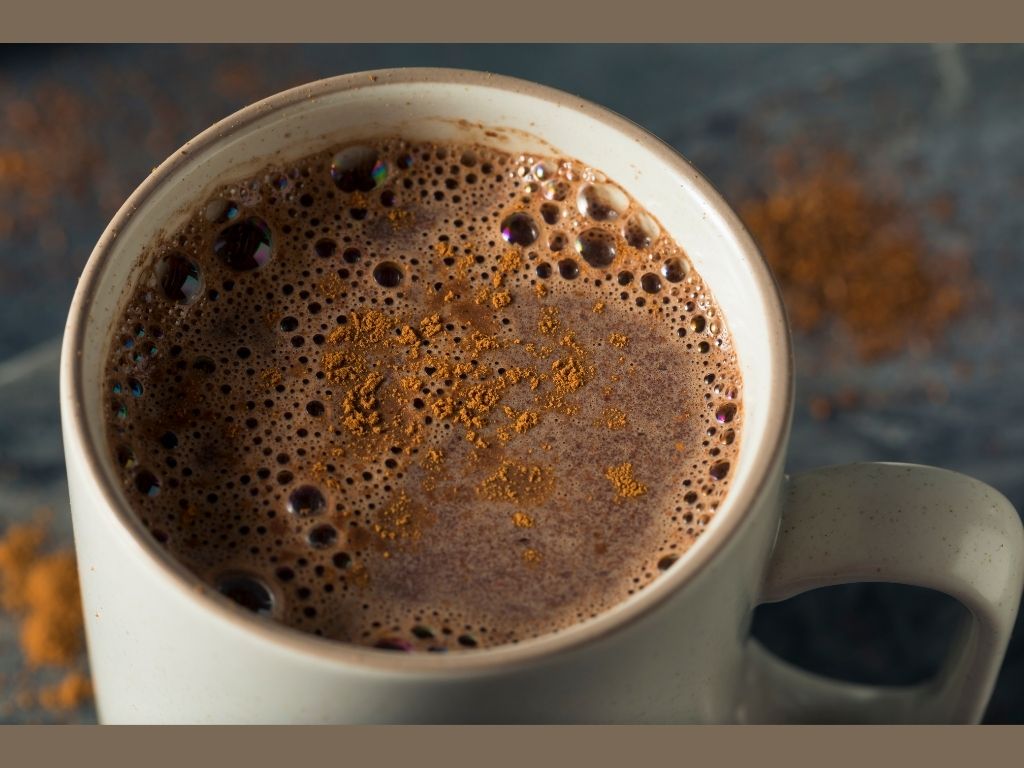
103 139 743 651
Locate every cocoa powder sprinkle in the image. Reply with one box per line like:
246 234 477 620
419 313 444 338
600 406 628 430
604 462 648 500
477 460 554 505
538 306 560 335
492 248 522 287
511 512 535 529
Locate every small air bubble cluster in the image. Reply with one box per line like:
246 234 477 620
103 138 743 652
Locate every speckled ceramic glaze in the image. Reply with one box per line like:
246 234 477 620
60 69 1024 723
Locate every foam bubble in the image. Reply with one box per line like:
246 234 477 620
577 183 628 221
331 146 386 192
623 211 659 249
640 273 662 293
214 218 273 270
287 485 326 516
217 572 276 616
134 469 160 497
501 212 539 246
558 258 580 279
543 179 570 201
715 403 737 423
205 199 239 224
661 258 687 283
373 261 404 288
576 228 617 269
156 253 203 304
308 524 338 549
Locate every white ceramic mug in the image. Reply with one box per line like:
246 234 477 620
60 68 1024 724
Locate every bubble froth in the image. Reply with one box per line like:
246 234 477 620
103 137 742 652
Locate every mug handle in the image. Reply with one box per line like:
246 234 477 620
737 462 1024 723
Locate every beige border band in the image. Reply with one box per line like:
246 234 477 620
2 4 1024 41
1 725 1022 761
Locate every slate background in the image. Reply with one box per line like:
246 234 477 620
0 44 1021 723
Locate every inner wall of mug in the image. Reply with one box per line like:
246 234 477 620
80 73 785 620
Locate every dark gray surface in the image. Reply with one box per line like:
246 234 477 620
0 44 1021 723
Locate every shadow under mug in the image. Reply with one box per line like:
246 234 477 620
60 68 1024 724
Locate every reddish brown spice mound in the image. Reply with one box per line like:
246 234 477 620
739 149 972 361
0 513 93 714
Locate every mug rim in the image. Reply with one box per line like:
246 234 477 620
61 67 794 675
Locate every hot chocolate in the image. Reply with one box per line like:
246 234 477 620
102 138 743 651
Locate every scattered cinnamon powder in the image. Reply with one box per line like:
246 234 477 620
477 460 554 505
419 313 444 338
548 353 593 404
461 382 505 424
592 301 605 314
423 448 445 470
37 672 93 713
503 406 540 434
395 325 419 346
739 148 972 361
455 251 477 281
340 371 386 436
808 388 863 421
259 367 283 388
1 518 84 667
0 85 107 246
430 397 455 421
386 208 411 226
491 290 512 309
429 363 538 447
522 548 542 564
0 519 46 612
464 429 487 449
608 332 628 349
604 462 648 500
492 248 522 287
419 448 447 492
538 306 560 335
327 309 395 349
19 551 83 667
533 283 548 298
318 273 345 299
321 349 360 384
511 512 535 529
347 562 370 588
559 330 588 358
371 491 430 546
599 406 628 430
809 396 832 422
471 331 501 353
0 514 92 715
